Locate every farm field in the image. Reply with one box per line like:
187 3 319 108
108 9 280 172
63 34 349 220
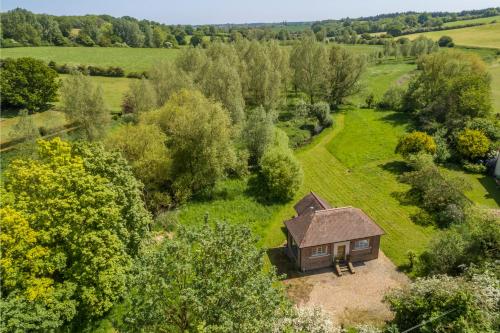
0 46 180 72
442 15 500 27
404 22 500 49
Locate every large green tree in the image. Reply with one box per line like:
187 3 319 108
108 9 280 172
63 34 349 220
290 38 328 104
403 51 492 131
143 90 235 200
124 223 288 332
0 138 151 330
0 57 59 112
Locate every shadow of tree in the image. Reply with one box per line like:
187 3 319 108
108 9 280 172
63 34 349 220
379 111 414 128
478 175 500 206
379 160 410 176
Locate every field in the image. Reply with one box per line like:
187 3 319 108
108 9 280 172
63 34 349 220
0 47 180 72
442 15 500 27
405 23 500 49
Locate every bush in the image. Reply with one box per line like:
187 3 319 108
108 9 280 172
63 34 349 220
378 85 405 110
310 102 333 128
259 147 303 202
126 71 148 79
456 129 491 161
462 161 487 174
438 35 454 47
396 131 437 157
432 128 451 163
365 93 376 108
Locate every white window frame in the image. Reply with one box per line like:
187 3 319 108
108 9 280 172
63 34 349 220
353 239 370 251
311 245 328 257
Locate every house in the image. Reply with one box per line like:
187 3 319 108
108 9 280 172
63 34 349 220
284 192 385 272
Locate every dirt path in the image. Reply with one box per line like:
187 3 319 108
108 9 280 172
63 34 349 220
284 251 409 326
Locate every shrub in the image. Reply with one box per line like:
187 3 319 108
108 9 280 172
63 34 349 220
259 147 303 202
438 35 454 47
456 129 491 161
432 128 451 163
396 131 437 157
462 161 487 174
378 85 405 110
365 93 376 108
310 102 333 128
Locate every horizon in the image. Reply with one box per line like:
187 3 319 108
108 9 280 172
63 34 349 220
2 0 500 25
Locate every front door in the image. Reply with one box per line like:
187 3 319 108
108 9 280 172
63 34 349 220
335 245 346 260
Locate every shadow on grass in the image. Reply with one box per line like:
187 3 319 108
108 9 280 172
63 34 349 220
478 175 500 206
378 111 413 127
379 160 410 176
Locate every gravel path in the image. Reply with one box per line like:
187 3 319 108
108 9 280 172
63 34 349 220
284 251 409 326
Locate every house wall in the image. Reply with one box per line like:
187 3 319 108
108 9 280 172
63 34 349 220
299 244 333 271
349 236 380 262
298 236 381 271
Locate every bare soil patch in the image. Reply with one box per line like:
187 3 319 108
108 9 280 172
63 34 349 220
281 251 408 326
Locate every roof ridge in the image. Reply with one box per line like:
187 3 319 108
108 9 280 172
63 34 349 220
315 206 354 213
309 191 329 209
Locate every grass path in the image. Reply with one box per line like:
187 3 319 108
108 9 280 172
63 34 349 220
262 110 436 266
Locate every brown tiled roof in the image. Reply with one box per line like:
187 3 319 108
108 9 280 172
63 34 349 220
285 195 385 248
293 192 332 215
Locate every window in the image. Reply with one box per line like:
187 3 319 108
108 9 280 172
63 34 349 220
353 239 370 250
311 245 328 257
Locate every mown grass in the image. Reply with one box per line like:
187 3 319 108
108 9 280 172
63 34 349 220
0 47 180 72
405 23 500 49
442 15 500 27
0 110 66 144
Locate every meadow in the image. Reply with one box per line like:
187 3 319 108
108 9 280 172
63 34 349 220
442 15 500 27
0 46 180 72
405 22 500 49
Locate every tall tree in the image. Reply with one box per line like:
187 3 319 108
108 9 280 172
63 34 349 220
60 72 109 140
121 78 157 115
327 46 365 107
0 138 151 330
290 38 328 104
143 90 235 200
148 60 193 107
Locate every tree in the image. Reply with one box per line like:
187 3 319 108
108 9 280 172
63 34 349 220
200 58 245 124
121 78 157 115
259 146 303 202
0 57 59 112
189 32 204 47
290 38 328 104
403 52 492 132
148 60 193 107
244 106 275 163
456 129 491 161
0 138 151 330
104 123 170 195
8 109 40 156
385 273 498 332
438 35 454 47
60 72 109 140
143 90 235 200
125 222 288 332
395 131 437 157
327 46 365 108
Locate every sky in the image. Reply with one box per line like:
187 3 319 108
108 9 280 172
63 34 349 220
2 0 500 25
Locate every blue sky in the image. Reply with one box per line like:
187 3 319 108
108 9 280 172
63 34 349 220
2 0 499 25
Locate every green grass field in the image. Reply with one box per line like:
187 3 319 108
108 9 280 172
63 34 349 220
0 47 180 72
443 15 500 27
405 23 500 49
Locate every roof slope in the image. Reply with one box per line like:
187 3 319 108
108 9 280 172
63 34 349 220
294 192 332 215
286 194 384 248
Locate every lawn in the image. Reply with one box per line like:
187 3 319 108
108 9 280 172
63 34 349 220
0 47 180 73
404 23 500 49
442 15 500 27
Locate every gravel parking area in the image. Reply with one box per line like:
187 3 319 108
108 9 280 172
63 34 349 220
282 251 409 326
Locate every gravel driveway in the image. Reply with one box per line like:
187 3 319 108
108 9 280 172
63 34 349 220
282 251 409 326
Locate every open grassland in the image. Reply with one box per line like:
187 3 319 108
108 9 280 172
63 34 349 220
0 47 180 72
1 75 131 144
443 15 500 27
405 23 500 49
338 43 383 55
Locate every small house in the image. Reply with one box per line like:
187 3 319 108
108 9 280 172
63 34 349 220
284 192 385 272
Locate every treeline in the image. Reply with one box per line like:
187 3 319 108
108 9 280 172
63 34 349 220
2 7 499 48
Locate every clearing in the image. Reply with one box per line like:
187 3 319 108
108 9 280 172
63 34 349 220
281 251 408 326
404 23 500 49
